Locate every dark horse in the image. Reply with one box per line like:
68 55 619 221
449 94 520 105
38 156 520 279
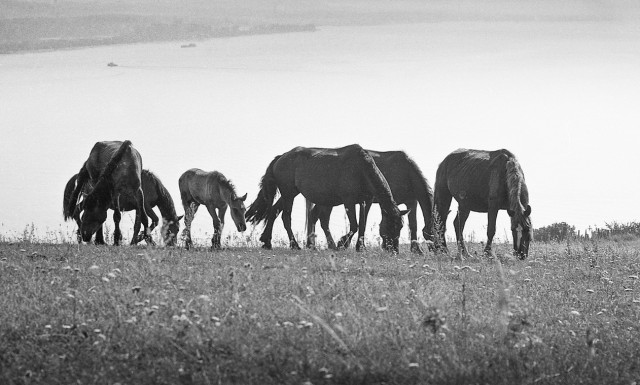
305 150 434 253
433 148 532 259
245 144 408 252
64 169 183 246
64 140 149 245
178 169 247 250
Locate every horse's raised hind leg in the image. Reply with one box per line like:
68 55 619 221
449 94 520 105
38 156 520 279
337 204 358 249
406 200 423 254
281 199 301 250
206 204 224 250
182 202 199 250
355 201 372 252
453 208 471 259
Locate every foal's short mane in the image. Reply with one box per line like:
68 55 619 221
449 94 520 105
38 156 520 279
217 172 239 200
505 155 528 213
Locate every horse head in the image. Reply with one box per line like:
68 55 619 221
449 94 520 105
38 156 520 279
508 204 532 259
379 208 410 253
230 193 248 232
161 215 183 246
79 192 108 242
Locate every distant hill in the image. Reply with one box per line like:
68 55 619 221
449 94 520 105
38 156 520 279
1 0 638 53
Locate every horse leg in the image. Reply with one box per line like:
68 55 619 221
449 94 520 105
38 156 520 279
433 189 453 253
147 207 158 246
94 226 105 245
355 201 372 252
453 208 471 259
319 207 337 250
132 188 150 245
73 206 83 244
306 201 319 250
207 205 224 250
337 204 358 249
405 200 423 254
113 209 122 246
281 199 301 250
141 204 159 246
485 209 499 257
260 198 282 249
182 202 199 250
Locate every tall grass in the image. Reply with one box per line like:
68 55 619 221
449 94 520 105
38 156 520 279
1 237 639 384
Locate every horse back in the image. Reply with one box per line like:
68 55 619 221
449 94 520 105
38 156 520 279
437 148 511 210
279 145 385 206
86 141 142 194
179 168 227 207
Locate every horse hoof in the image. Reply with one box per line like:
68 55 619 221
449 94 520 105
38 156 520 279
261 243 272 250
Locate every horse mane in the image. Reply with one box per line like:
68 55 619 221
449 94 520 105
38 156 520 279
403 152 434 196
143 169 177 220
358 147 399 215
87 140 132 203
216 172 240 200
505 155 528 213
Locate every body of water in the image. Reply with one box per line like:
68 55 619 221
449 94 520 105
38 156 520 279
1 21 639 246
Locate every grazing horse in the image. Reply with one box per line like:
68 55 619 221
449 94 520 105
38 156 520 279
433 148 532 259
64 170 183 246
64 140 149 245
304 150 434 253
178 169 247 250
245 144 408 252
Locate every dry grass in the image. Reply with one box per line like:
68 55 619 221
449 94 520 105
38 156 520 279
1 237 639 384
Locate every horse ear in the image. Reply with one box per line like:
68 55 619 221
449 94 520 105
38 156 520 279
524 205 531 216
507 209 515 217
239 193 247 202
399 209 411 216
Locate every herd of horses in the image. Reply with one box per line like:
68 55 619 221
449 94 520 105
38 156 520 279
63 141 532 259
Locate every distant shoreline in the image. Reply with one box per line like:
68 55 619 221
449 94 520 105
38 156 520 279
0 15 316 54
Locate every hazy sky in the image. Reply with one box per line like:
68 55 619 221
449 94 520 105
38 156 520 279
1 11 639 246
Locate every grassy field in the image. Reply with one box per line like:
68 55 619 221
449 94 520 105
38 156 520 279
1 237 639 384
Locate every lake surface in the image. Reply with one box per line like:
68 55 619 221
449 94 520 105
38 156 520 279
1 21 639 246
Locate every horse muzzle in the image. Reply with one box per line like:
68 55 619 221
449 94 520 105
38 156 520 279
237 223 247 232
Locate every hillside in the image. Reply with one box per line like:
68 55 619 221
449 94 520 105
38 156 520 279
2 0 638 53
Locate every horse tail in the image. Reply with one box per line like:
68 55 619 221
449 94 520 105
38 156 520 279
95 140 132 187
63 174 79 221
66 164 90 219
245 155 281 225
